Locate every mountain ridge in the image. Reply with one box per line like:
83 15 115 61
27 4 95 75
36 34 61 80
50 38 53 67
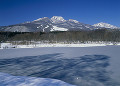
0 16 119 32
93 22 119 29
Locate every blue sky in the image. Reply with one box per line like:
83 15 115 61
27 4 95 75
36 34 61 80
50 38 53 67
0 0 120 27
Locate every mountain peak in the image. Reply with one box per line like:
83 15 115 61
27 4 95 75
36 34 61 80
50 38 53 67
69 19 79 23
93 22 118 29
51 16 66 23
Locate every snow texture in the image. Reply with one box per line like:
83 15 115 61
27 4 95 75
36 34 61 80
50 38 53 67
51 26 68 31
51 16 66 23
93 22 119 29
34 17 48 21
0 43 16 49
0 46 120 86
69 19 79 23
10 43 120 49
0 72 75 86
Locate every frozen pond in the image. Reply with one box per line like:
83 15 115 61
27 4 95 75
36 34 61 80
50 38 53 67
0 46 120 86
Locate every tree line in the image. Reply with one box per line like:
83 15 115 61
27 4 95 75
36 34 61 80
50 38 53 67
0 29 120 44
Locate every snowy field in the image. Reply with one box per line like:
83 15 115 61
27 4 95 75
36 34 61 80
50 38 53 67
0 46 120 86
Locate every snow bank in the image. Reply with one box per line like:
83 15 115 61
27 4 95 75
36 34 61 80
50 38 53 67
0 43 16 49
1 41 120 49
15 43 119 49
8 43 107 49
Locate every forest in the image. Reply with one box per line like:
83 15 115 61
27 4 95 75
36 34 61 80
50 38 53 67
0 29 120 44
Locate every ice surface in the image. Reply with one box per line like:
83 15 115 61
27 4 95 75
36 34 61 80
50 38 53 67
0 46 120 86
0 72 75 86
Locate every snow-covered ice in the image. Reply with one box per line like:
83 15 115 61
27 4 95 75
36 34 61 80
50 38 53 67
0 46 120 86
0 72 75 86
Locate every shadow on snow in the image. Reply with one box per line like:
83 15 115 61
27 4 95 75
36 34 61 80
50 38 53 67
0 53 119 86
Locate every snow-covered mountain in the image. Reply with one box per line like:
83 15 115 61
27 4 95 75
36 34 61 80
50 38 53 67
93 22 119 29
51 16 66 23
0 16 119 32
